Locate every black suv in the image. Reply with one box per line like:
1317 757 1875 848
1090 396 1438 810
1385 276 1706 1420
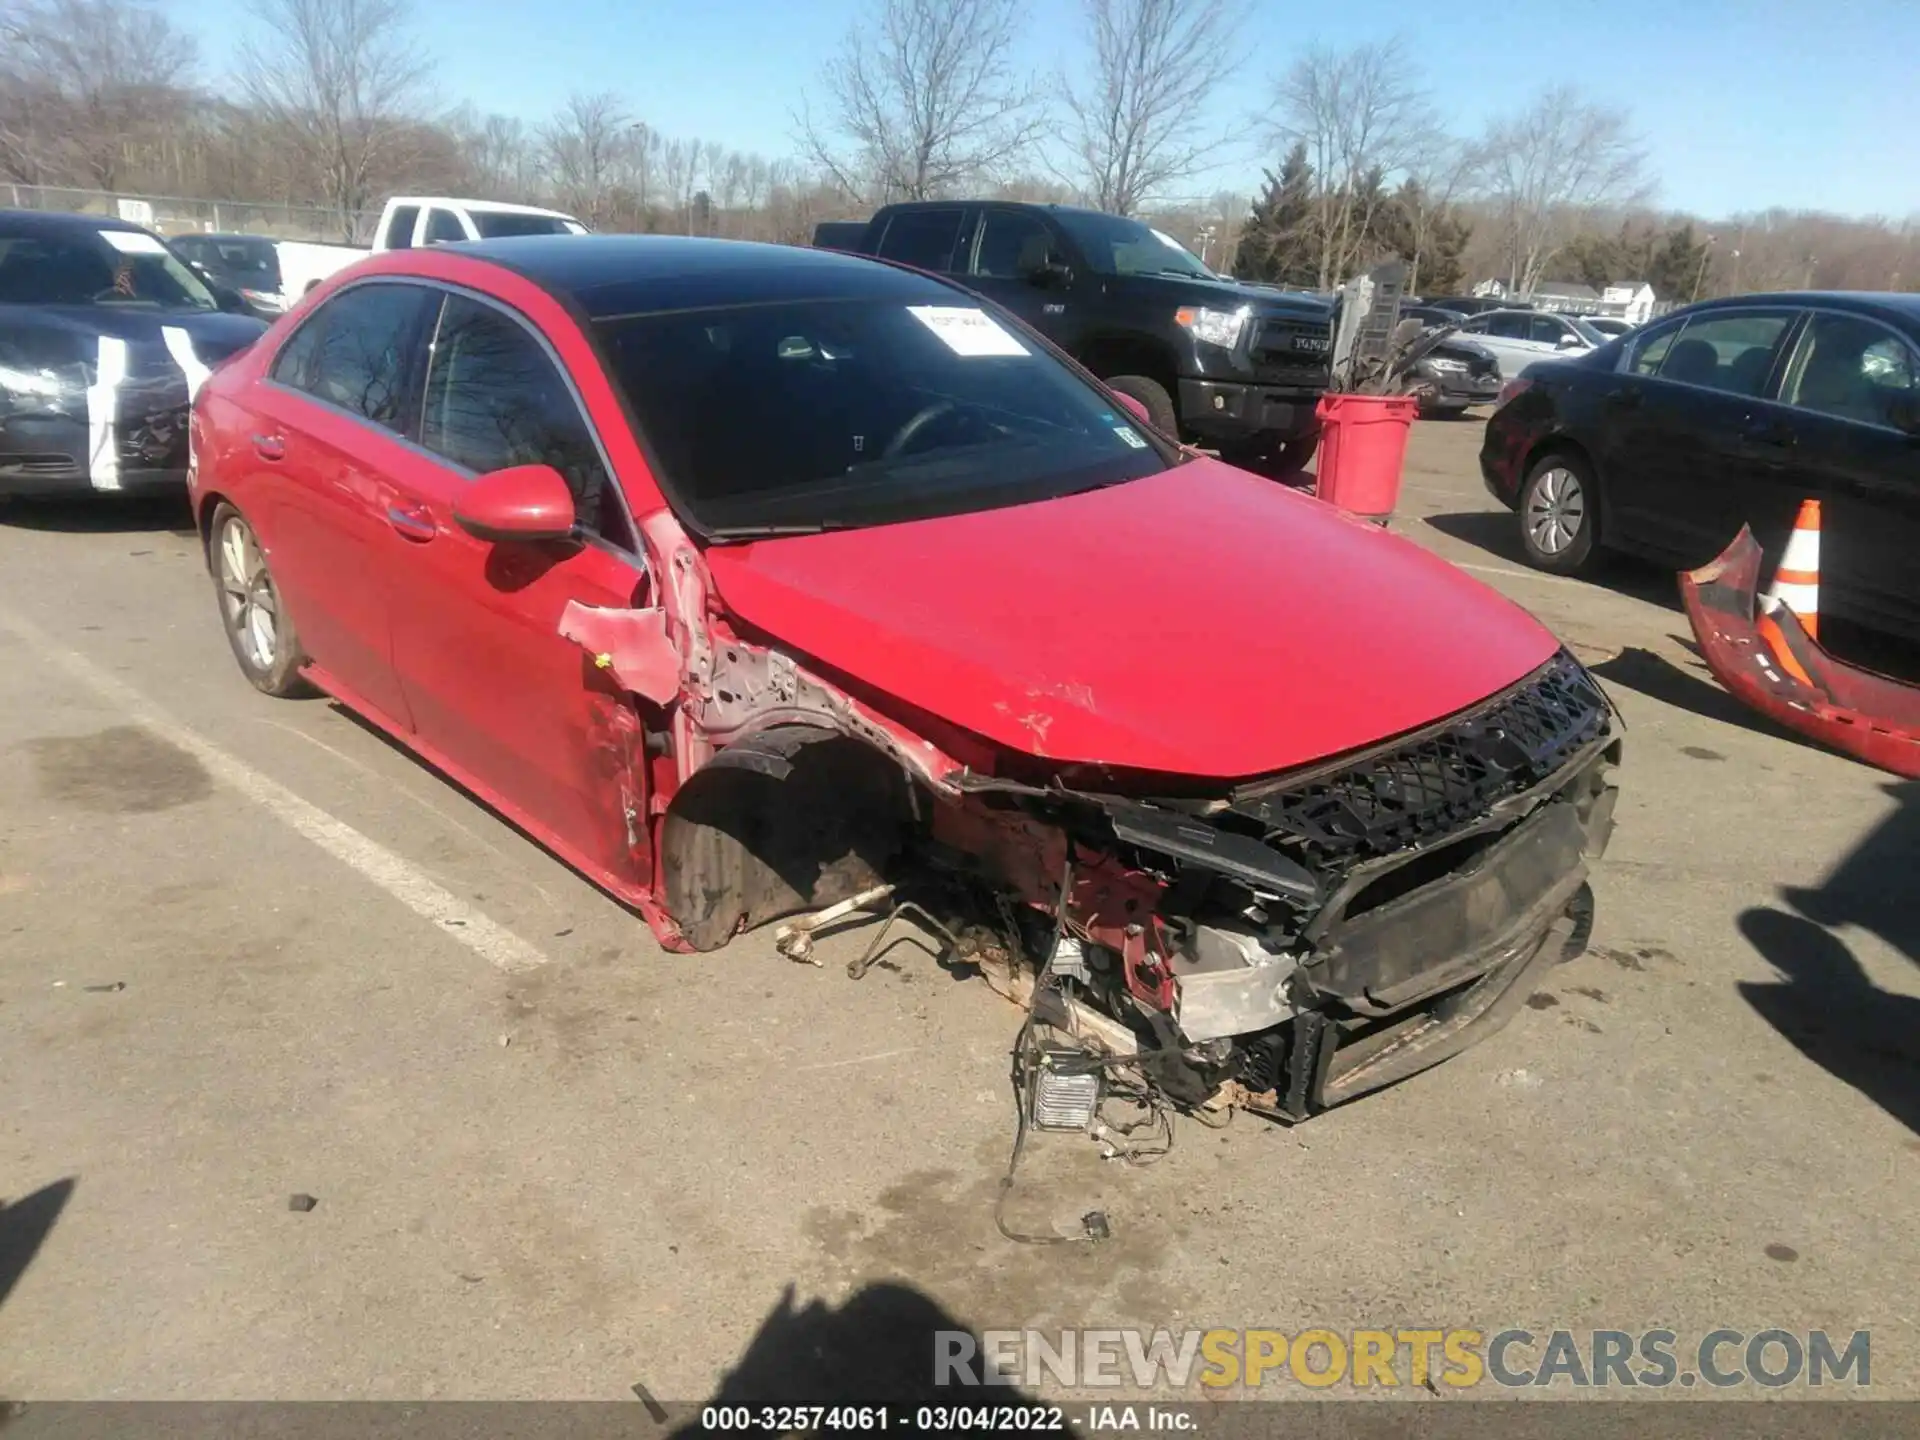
819 203 1334 468
1482 291 1920 642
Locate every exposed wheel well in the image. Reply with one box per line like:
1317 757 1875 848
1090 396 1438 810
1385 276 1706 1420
659 728 915 952
196 490 230 563
1077 335 1180 394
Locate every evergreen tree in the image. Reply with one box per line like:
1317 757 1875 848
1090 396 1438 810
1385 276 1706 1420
1232 141 1318 286
1375 179 1472 296
1559 230 1622 291
1645 223 1711 302
1555 221 1711 303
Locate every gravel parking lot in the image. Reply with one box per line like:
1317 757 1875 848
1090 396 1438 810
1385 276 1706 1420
1 416 1915 1402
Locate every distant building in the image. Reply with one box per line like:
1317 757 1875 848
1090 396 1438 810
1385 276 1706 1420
1468 275 1659 323
1531 280 1602 314
1601 281 1658 325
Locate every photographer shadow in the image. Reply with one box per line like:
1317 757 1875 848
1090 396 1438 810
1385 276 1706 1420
671 1281 1078 1438
1738 780 1920 1138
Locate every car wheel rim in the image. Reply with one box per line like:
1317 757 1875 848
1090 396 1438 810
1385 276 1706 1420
1526 468 1586 555
218 518 277 669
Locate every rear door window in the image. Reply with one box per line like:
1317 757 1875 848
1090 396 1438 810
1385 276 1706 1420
1781 312 1920 428
876 208 968 272
1628 320 1683 375
271 281 435 431
1654 311 1794 396
383 205 421 250
1487 313 1532 340
973 209 1056 279
423 208 467 245
1528 314 1568 344
470 212 572 239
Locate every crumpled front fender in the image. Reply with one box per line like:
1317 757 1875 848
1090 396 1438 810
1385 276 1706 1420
1680 525 1920 778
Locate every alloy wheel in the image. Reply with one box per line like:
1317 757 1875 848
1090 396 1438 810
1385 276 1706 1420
1526 467 1587 556
217 516 279 671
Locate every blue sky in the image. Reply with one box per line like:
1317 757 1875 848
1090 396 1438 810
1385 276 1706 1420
175 0 1919 221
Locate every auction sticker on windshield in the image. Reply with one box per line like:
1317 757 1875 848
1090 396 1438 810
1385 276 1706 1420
907 306 1030 358
99 229 168 255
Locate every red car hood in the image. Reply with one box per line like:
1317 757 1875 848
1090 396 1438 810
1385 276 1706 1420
703 459 1561 779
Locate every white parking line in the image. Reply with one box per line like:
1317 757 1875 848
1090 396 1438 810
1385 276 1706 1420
1442 559 1591 588
0 607 551 974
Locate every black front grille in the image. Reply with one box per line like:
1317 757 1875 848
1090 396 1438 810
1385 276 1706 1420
1229 652 1610 873
1250 318 1331 365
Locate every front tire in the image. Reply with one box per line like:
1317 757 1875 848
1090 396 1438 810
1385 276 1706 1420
1517 452 1600 575
1269 429 1320 475
209 502 313 697
1102 374 1178 436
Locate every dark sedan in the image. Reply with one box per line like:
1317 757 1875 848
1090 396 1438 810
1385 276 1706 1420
170 232 287 318
0 209 267 499
1481 292 1920 642
1404 334 1502 416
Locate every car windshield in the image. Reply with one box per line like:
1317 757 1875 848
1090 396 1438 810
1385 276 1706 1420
471 212 577 239
1050 210 1216 279
0 227 218 310
200 238 281 287
1568 316 1607 345
599 295 1172 536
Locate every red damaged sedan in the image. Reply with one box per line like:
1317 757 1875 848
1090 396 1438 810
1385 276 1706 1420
188 236 1619 1119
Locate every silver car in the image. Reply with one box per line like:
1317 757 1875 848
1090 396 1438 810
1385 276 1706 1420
1456 309 1608 377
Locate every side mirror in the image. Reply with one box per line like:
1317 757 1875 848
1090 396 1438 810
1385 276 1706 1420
1027 258 1073 289
453 464 577 543
1112 391 1152 426
1557 333 1585 350
213 283 250 315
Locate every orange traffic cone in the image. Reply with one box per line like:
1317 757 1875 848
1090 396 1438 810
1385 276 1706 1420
1762 498 1821 640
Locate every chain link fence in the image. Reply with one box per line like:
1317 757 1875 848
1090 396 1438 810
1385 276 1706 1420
3 183 380 243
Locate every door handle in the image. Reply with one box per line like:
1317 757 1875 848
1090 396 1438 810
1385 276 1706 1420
1603 387 1641 409
386 504 437 541
251 433 285 460
1740 419 1796 449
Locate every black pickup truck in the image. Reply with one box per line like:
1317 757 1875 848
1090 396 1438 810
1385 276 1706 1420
815 202 1335 469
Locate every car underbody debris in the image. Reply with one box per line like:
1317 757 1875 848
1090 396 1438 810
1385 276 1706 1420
1681 525 1920 779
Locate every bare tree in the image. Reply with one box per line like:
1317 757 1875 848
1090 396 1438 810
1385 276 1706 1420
450 108 535 199
539 91 629 224
0 0 196 189
1476 86 1648 293
1270 37 1429 289
660 137 695 231
239 0 432 240
1061 0 1239 216
797 0 1043 203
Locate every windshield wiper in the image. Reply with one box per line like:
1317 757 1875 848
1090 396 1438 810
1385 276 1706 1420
706 521 843 540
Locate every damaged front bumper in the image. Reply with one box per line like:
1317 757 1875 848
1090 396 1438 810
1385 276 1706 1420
938 649 1620 1119
1 361 193 496
1681 525 1920 779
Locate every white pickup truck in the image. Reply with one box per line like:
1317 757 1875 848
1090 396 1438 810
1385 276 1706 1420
275 196 589 299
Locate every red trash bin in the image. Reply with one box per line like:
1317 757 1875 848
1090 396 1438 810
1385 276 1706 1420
1312 393 1417 525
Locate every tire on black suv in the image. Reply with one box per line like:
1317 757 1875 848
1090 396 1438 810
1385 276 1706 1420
1102 374 1178 436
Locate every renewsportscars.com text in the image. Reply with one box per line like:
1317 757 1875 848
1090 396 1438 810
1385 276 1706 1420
935 1327 1871 1390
